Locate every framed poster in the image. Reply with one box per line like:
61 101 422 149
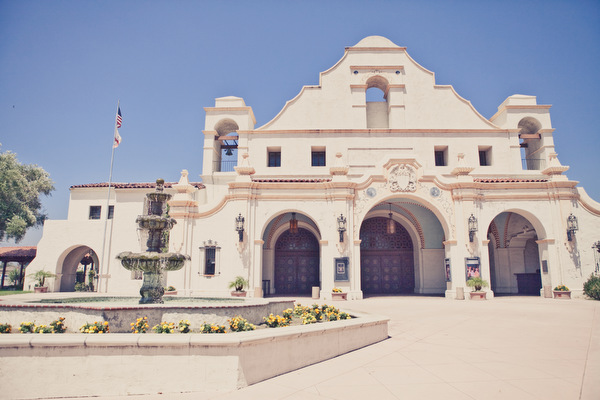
444 258 451 282
465 257 480 279
334 257 349 282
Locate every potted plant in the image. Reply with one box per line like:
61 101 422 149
466 276 488 300
331 287 347 300
28 270 56 293
228 276 249 297
553 284 571 299
164 285 177 295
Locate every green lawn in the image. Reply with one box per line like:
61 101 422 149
0 290 32 296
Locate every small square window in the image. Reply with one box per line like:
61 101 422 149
89 206 101 220
311 151 326 167
268 151 281 167
479 147 492 166
434 147 447 166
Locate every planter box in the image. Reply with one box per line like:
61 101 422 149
469 291 486 300
231 291 247 297
332 292 347 301
164 291 177 296
553 290 571 299
33 287 48 293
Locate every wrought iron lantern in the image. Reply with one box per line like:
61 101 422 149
289 212 299 234
386 203 396 235
468 214 478 243
567 213 578 241
593 241 600 275
235 213 245 242
337 214 347 242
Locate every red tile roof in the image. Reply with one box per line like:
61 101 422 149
252 178 332 183
70 182 204 189
0 247 37 259
474 178 548 183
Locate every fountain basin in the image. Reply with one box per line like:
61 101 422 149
0 296 294 333
117 251 190 273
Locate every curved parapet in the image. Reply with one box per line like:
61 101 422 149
577 187 600 216
258 35 499 131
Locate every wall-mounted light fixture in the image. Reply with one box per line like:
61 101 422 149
337 214 347 242
567 213 578 241
289 212 299 234
468 214 478 243
235 213 245 242
386 203 396 235
593 241 600 275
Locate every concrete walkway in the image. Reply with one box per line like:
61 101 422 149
23 296 600 400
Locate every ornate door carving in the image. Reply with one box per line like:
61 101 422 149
360 217 414 294
275 228 319 295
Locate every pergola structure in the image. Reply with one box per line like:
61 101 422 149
0 247 37 289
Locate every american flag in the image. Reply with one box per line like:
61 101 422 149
116 107 122 128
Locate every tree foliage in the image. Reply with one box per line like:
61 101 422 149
0 144 54 242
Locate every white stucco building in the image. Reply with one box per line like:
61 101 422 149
27 36 600 299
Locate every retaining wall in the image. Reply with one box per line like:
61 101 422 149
0 312 389 399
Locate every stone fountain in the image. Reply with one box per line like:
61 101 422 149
117 179 190 304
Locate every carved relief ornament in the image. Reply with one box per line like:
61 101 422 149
387 164 417 192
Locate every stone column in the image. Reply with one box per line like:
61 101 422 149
480 240 494 299
252 240 264 297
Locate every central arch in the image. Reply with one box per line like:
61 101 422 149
274 228 320 295
360 217 415 295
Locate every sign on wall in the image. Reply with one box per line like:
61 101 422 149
334 257 349 282
444 258 451 282
465 257 480 279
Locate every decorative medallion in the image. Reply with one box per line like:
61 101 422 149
430 187 440 198
388 164 417 192
366 187 377 198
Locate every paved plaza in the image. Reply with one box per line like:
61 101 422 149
44 295 599 400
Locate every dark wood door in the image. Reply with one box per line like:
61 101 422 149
274 228 320 295
360 217 414 295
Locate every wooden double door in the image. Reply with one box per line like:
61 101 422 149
361 250 414 294
274 228 320 295
360 217 415 295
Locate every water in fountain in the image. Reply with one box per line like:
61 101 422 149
117 179 190 304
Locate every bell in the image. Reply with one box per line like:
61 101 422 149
225 148 233 156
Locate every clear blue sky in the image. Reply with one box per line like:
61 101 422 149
1 0 599 246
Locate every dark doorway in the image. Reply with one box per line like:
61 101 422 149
274 228 320 295
360 217 414 295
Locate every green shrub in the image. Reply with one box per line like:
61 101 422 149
583 274 600 300
0 323 12 333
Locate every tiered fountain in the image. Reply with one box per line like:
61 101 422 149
117 179 190 304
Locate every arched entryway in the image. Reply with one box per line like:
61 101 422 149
58 246 99 292
274 228 320 295
487 212 543 295
360 217 414 295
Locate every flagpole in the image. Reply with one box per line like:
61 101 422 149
98 100 120 293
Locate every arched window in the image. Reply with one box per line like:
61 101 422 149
365 76 389 128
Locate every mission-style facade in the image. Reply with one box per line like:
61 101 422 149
27 36 600 299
